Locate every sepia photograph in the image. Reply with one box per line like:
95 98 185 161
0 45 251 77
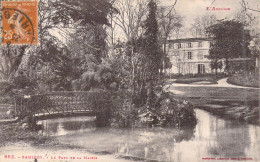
0 0 259 161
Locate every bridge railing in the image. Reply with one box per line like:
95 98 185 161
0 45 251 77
15 90 117 118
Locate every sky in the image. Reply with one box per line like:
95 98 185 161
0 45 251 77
161 0 260 29
51 0 260 43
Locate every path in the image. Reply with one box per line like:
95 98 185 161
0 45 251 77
165 77 260 99
169 77 260 89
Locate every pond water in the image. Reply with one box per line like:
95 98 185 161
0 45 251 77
39 109 260 161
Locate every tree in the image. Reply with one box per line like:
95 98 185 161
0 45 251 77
157 6 183 74
1 0 116 82
207 20 251 73
233 2 260 73
0 2 28 81
112 0 148 42
143 0 161 107
0 45 27 81
190 14 217 38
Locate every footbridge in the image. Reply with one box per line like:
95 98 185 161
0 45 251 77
14 90 115 121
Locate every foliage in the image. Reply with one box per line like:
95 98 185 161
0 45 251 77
11 70 39 95
0 80 12 96
135 0 161 107
139 90 197 128
72 51 131 91
210 60 223 76
0 69 39 97
29 38 73 91
227 73 260 88
110 97 140 128
143 0 161 78
207 20 252 72
52 0 117 26
0 45 27 81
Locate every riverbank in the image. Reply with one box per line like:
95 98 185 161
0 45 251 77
0 123 130 162
196 99 260 125
167 78 260 125
0 123 51 147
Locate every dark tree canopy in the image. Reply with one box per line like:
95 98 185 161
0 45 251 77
143 0 161 78
207 20 251 71
52 0 118 26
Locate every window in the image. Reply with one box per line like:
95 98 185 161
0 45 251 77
178 43 182 49
204 55 208 59
198 42 203 47
188 52 193 59
198 51 203 60
187 42 192 48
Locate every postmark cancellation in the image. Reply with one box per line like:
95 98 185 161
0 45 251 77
0 0 38 45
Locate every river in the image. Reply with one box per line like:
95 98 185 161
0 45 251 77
39 109 260 162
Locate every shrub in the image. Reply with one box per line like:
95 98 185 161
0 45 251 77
0 80 12 96
139 91 197 128
110 89 197 128
227 74 260 88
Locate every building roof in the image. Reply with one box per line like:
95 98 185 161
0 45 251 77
167 37 212 43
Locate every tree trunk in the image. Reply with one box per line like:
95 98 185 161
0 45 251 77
225 58 230 73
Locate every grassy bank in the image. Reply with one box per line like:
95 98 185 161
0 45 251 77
168 85 260 125
198 100 260 125
227 74 260 88
0 123 54 147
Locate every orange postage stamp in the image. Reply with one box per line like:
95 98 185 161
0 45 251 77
1 0 38 45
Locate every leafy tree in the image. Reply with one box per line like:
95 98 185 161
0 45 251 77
144 0 160 78
207 20 251 72
143 0 161 107
24 0 116 92
1 0 116 82
52 0 117 26
210 60 223 77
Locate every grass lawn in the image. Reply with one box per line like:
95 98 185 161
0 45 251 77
171 86 259 101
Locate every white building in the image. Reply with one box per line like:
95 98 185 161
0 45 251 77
166 38 213 74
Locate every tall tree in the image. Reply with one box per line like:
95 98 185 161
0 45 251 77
143 0 161 107
207 20 251 72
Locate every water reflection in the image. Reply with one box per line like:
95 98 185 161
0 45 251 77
40 116 96 136
40 109 260 161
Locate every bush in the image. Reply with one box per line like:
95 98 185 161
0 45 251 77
0 80 12 96
227 74 260 88
139 91 197 128
110 89 197 128
110 98 140 128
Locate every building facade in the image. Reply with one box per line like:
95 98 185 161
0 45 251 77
166 38 213 74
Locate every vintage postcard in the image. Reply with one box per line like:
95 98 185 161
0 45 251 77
0 0 259 162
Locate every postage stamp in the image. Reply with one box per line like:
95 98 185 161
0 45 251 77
1 0 38 45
